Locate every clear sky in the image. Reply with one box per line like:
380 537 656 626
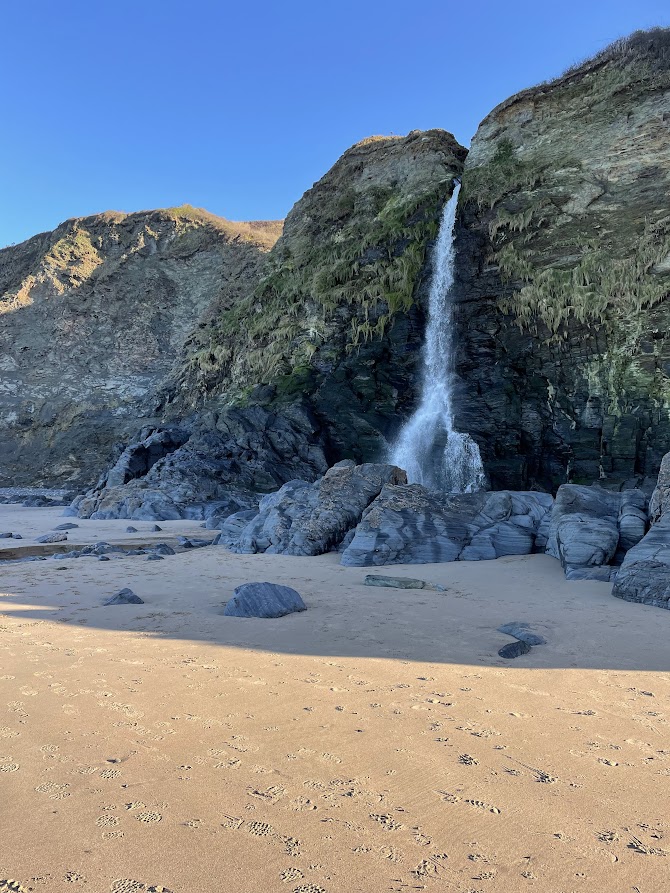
2 0 668 247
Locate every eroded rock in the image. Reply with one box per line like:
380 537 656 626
223 582 306 618
341 485 553 566
230 462 407 556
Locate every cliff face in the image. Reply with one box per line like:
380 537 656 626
0 208 281 488
167 130 467 463
455 29 670 491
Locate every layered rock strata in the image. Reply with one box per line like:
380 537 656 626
456 30 670 490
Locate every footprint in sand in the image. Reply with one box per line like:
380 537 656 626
135 812 162 824
110 883 172 893
370 814 403 831
0 883 29 893
280 868 304 882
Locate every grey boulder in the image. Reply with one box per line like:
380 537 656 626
223 582 306 618
612 515 670 609
340 485 553 566
231 461 407 556
103 588 144 605
546 484 647 576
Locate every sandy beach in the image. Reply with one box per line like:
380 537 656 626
1 505 669 893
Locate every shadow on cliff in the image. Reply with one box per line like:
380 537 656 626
1 550 669 672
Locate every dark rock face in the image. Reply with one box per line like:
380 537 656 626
0 209 281 489
75 405 327 521
545 484 647 575
223 582 307 618
456 31 670 491
230 461 407 556
340 486 553 566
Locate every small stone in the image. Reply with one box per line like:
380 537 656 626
125 526 138 533
497 622 546 646
147 555 164 561
36 533 68 544
498 640 532 660
0 532 13 538
150 524 162 532
98 556 110 561
54 523 79 530
103 588 144 606
364 574 445 591
152 543 175 556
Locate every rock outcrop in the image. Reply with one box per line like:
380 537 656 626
613 449 670 607
545 484 647 580
0 208 281 488
340 486 553 566
456 29 670 490
228 461 406 555
75 405 328 521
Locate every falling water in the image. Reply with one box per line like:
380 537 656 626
391 182 485 493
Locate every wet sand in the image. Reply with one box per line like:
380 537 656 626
0 505 669 892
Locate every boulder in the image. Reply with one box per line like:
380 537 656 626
340 485 553 566
545 485 647 576
612 516 670 609
230 462 407 556
223 582 306 618
103 588 144 605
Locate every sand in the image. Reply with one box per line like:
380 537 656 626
0 505 669 893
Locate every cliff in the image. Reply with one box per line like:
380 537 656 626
166 130 467 463
0 208 281 488
455 28 670 490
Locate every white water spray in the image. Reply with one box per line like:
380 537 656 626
391 183 485 493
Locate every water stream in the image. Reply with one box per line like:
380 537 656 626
391 182 485 492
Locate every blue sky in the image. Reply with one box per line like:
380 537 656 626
2 0 668 247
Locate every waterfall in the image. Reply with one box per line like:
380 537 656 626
391 182 485 493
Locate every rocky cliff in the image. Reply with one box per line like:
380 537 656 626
0 208 281 488
455 28 670 491
165 130 467 463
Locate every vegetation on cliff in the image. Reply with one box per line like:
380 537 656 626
458 27 670 488
175 130 466 404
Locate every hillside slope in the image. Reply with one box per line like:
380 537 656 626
0 208 281 487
